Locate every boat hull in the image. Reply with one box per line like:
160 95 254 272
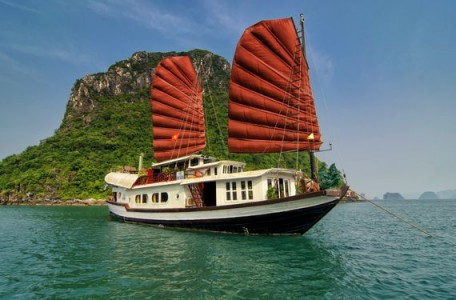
106 192 342 235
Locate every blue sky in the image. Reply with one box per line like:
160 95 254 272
1 0 455 198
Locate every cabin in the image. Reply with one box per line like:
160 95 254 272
105 155 298 209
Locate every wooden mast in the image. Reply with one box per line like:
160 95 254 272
300 13 317 181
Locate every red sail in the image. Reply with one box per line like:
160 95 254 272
151 56 205 161
228 17 322 153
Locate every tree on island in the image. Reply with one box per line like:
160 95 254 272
319 162 344 190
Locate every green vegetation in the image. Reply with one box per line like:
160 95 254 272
0 50 343 201
0 89 152 200
318 162 345 190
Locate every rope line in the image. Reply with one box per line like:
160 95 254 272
359 195 432 237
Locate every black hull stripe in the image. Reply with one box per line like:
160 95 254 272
109 199 339 235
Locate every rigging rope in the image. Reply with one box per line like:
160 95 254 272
198 56 227 154
358 194 432 237
176 59 201 159
306 36 344 169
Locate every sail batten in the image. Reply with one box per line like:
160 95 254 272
230 102 318 130
230 119 320 142
228 17 322 153
230 79 315 113
228 138 320 153
240 35 293 71
151 56 205 161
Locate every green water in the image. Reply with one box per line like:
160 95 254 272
1 200 455 299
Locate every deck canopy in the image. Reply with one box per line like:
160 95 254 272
105 172 139 189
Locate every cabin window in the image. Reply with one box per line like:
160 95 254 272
161 192 168 203
241 181 246 200
226 182 231 200
176 162 186 170
214 167 218 175
226 181 242 201
248 181 253 200
142 194 148 203
190 158 199 166
232 182 237 200
135 195 141 203
112 192 117 202
152 193 159 203
241 180 254 200
231 166 240 173
207 168 211 176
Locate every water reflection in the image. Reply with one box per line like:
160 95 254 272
1 201 455 299
101 221 349 298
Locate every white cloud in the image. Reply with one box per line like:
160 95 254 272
0 0 40 13
308 46 335 86
200 0 248 35
87 0 197 36
0 51 38 81
9 44 92 66
0 51 15 64
86 0 249 44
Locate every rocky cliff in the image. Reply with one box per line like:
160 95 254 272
59 50 230 133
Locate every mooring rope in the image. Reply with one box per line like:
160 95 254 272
359 195 432 237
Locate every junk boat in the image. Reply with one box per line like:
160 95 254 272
105 15 348 235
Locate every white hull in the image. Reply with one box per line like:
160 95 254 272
106 191 343 235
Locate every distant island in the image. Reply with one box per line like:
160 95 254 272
418 192 438 200
380 190 456 200
437 189 456 199
383 192 404 200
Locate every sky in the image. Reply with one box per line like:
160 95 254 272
1 0 455 199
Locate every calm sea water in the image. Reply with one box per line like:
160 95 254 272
1 200 455 299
